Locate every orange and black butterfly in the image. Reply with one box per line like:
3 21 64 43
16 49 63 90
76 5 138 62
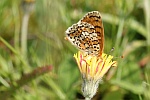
65 11 104 57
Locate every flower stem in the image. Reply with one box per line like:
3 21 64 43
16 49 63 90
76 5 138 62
21 13 29 59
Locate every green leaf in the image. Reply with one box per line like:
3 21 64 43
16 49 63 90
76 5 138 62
58 53 80 99
111 80 144 94
102 14 147 38
103 90 123 100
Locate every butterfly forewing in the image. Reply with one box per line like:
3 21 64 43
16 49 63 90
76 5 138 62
65 11 104 56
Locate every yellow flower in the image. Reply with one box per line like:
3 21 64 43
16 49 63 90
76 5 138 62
74 51 117 99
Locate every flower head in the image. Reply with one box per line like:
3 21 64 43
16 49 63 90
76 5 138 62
74 51 117 99
21 0 35 14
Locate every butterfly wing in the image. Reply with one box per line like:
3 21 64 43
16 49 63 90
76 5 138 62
66 22 96 55
65 11 104 56
79 11 104 56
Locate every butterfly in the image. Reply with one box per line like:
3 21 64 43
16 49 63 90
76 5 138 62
65 11 104 57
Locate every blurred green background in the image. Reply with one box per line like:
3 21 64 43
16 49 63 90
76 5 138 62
0 0 150 100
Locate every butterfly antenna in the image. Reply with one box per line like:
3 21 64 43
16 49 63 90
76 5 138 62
109 47 115 54
113 55 124 59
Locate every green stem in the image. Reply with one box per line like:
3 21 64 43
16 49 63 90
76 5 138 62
115 18 125 80
44 77 67 100
12 1 20 50
144 0 150 53
0 37 29 68
21 13 30 59
0 37 18 54
115 18 125 55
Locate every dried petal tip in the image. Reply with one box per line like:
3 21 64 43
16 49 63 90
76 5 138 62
74 51 117 98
